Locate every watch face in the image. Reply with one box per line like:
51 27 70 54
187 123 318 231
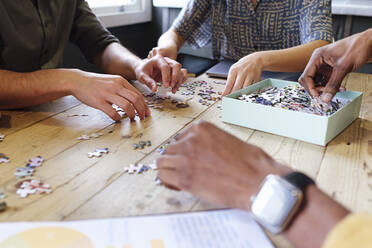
250 175 302 234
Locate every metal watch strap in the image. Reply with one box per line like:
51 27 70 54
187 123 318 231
283 172 315 191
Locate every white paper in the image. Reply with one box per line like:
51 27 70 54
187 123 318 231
0 209 274 248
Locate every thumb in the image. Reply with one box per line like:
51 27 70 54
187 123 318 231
138 72 158 92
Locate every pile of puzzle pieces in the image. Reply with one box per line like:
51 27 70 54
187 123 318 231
16 179 52 198
238 85 347 116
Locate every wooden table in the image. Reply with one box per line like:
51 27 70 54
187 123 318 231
0 73 371 248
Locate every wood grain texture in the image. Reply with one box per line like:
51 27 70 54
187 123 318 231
0 73 370 248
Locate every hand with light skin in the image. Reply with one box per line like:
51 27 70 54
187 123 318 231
299 28 372 102
156 121 349 248
147 28 188 93
222 40 330 96
0 42 187 121
136 56 188 94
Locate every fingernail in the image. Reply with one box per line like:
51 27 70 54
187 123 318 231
321 93 333 102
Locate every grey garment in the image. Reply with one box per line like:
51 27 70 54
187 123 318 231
0 0 119 72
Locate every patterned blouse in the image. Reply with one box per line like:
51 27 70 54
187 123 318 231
173 0 333 61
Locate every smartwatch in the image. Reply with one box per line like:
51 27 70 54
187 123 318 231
250 172 315 234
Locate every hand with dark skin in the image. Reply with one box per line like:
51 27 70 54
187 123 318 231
157 122 349 248
299 28 372 102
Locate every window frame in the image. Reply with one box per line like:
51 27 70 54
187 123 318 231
87 0 152 28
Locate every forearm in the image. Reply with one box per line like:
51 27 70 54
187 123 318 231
94 42 141 80
0 69 72 109
158 28 184 50
256 40 330 72
283 185 349 248
363 28 372 62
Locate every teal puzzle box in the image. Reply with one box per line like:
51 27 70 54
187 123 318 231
221 79 363 146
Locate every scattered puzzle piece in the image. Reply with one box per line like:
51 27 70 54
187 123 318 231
0 134 4 142
26 156 44 168
78 134 91 140
133 140 152 150
16 179 52 198
0 157 9 164
154 176 162 185
78 133 104 140
0 192 5 199
88 148 109 158
15 168 34 178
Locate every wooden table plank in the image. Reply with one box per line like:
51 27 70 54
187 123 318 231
0 72 371 248
317 73 372 213
0 77 225 221
0 96 81 137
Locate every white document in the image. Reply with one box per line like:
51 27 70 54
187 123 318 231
0 209 274 248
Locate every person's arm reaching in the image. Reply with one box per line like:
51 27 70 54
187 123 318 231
299 28 372 102
156 122 350 248
96 42 187 94
0 69 150 121
148 0 212 73
148 28 184 61
222 40 330 96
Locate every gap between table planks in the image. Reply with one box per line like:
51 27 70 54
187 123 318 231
0 76 225 221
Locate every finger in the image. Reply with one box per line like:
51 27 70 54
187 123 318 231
99 101 121 122
223 69 237 96
109 95 136 120
157 169 182 191
163 139 191 156
164 57 182 89
339 86 346 92
119 80 151 117
172 68 188 93
117 89 147 120
254 70 262 84
299 54 323 97
321 67 349 102
153 56 171 88
156 155 179 170
231 71 247 93
242 74 254 88
138 72 157 92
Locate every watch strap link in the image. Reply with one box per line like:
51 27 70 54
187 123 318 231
283 172 315 191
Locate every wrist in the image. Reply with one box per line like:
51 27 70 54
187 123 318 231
132 59 143 80
56 69 82 95
250 51 270 70
364 28 372 59
240 160 292 211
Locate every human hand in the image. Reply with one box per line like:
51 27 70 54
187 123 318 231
222 53 264 96
156 121 289 210
135 55 187 94
66 69 150 121
299 29 372 102
148 45 178 61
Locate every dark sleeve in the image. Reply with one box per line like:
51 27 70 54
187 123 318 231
70 0 120 63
